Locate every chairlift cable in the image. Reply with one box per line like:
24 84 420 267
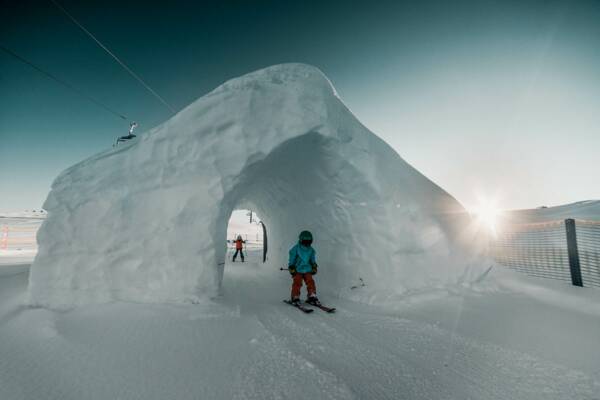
0 44 128 121
50 0 176 115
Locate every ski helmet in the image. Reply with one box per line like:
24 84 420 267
299 230 313 246
299 231 313 241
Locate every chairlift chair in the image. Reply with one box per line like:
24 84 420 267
114 122 138 146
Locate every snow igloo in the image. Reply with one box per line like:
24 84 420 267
30 63 476 307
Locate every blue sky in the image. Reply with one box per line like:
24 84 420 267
1 0 599 211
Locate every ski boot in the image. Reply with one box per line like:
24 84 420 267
306 295 320 306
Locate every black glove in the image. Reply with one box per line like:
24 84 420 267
311 263 318 275
288 266 297 276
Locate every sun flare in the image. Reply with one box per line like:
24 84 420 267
470 198 502 235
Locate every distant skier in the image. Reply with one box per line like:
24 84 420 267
288 230 319 305
115 122 138 146
232 235 245 262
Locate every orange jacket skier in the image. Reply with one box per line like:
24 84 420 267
232 235 245 262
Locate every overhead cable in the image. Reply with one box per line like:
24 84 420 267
0 44 128 120
50 0 176 114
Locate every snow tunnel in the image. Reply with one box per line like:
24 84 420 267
29 63 478 308
213 131 387 290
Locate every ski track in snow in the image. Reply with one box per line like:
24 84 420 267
1 252 600 400
255 298 598 400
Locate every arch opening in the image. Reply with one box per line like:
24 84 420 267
211 132 391 297
225 209 266 264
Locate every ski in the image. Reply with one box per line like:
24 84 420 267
283 300 314 313
308 302 336 313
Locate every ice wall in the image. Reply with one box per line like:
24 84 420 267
29 63 478 307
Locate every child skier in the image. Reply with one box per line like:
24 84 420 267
288 230 319 305
232 235 245 262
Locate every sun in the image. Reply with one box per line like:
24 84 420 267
470 198 502 235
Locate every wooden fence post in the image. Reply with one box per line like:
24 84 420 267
565 219 583 287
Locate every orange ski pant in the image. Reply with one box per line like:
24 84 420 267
291 273 316 299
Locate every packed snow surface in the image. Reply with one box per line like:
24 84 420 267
30 63 480 307
2 252 600 400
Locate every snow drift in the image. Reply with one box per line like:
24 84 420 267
29 63 479 307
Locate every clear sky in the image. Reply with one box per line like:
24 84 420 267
1 0 599 212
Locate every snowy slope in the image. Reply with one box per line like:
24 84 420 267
0 210 46 219
2 254 600 400
503 200 600 224
30 63 482 308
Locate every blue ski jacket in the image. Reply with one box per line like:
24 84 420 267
288 244 316 274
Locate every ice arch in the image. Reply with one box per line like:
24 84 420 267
215 131 385 289
29 63 476 307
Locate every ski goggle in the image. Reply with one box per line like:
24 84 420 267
300 239 312 246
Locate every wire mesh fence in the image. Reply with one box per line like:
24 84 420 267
0 222 42 251
576 220 600 288
490 219 600 288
